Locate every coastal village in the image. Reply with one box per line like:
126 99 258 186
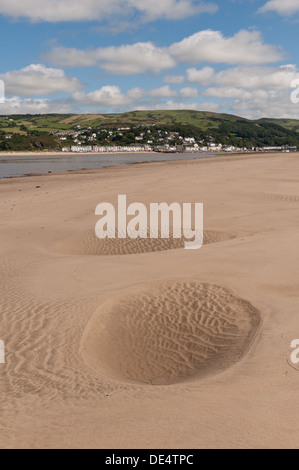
58 124 297 154
1 114 298 153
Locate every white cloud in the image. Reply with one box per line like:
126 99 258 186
170 30 283 65
185 64 299 119
46 29 284 76
192 64 299 120
135 101 220 112
2 88 298 121
196 102 220 112
0 81 182 113
180 87 199 98
73 85 178 109
203 87 270 100
0 97 74 114
188 64 299 90
0 0 217 22
259 0 299 15
126 87 147 101
45 43 175 75
73 86 130 108
148 85 177 97
127 0 218 21
186 66 215 85
231 90 299 119
164 75 185 84
0 64 83 97
217 65 299 90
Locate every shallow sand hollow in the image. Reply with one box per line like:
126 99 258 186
81 281 261 385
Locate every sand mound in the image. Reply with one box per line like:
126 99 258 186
80 282 261 385
52 229 235 256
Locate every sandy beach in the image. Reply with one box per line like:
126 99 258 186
0 152 299 449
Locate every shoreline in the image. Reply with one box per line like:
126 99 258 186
0 149 293 159
0 151 290 182
0 150 271 158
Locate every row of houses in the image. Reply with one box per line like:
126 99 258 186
256 146 297 152
62 145 153 153
62 143 298 154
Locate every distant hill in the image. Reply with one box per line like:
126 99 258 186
0 110 248 134
1 110 299 151
257 117 299 133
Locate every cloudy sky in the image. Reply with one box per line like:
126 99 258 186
1 0 299 118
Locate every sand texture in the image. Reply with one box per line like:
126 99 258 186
81 281 261 385
52 229 236 255
0 153 299 448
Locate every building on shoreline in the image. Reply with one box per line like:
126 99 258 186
61 143 297 154
63 144 153 153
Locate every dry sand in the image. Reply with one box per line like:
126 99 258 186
0 153 299 448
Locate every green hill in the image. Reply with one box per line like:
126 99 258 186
1 110 299 151
257 118 299 133
0 110 246 134
1 110 299 134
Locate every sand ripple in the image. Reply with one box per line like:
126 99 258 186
52 229 236 256
80 281 261 385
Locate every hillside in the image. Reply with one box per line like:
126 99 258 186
1 110 299 151
257 118 299 133
0 110 246 134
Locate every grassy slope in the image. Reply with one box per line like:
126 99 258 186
257 118 299 133
0 110 299 134
0 110 246 134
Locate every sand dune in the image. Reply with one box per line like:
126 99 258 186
51 229 236 256
81 281 261 385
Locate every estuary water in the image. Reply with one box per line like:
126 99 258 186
0 152 220 179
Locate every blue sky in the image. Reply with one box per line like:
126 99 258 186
0 0 299 118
